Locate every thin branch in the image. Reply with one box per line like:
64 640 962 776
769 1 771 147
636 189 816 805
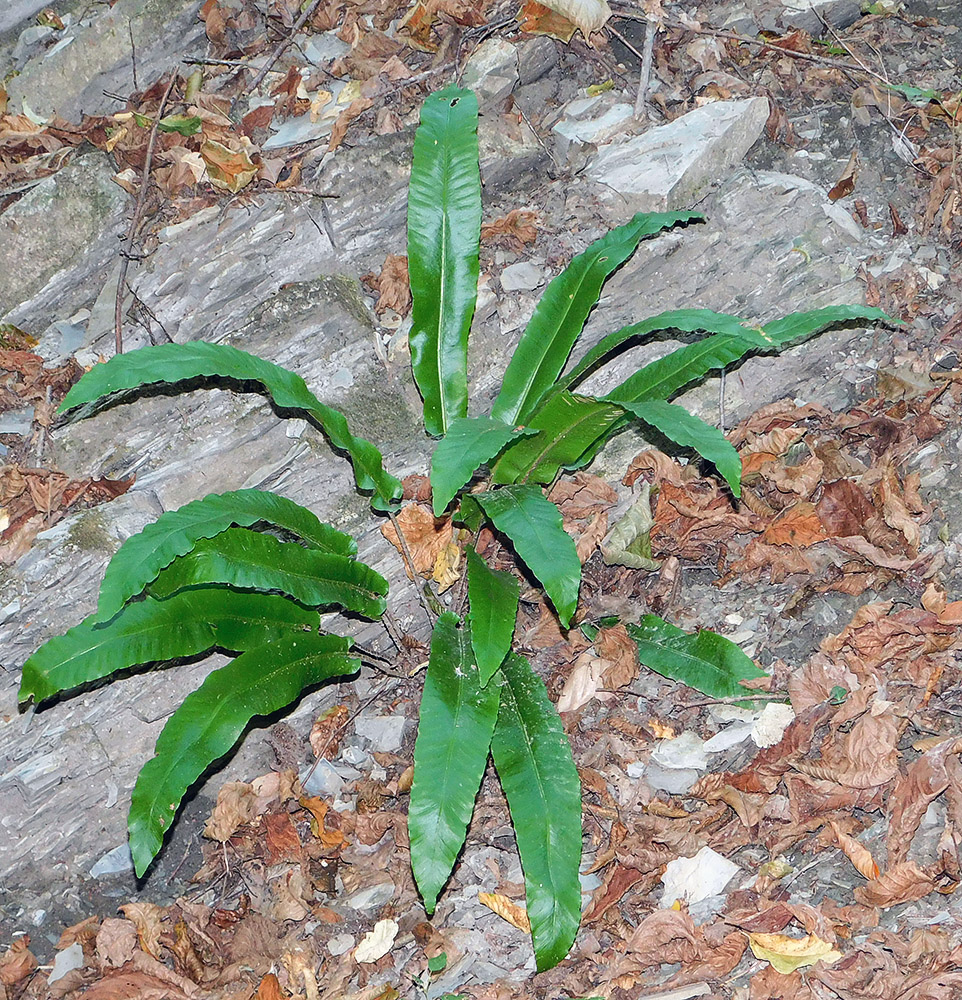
231 0 325 113
114 72 178 354
183 56 291 75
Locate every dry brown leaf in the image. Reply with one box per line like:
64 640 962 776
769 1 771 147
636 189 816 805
624 908 698 966
263 812 302 863
739 426 807 477
81 969 192 1000
96 918 138 969
854 861 941 907
380 503 453 578
0 937 36 986
203 781 259 842
299 794 349 849
830 820 880 880
432 541 461 592
327 97 374 150
362 253 411 317
310 705 350 758
516 0 578 40
557 651 606 713
200 138 257 192
576 508 608 563
596 623 639 691
481 208 540 250
257 973 284 1000
270 870 312 922
118 902 166 960
828 149 859 201
762 502 828 547
478 892 531 932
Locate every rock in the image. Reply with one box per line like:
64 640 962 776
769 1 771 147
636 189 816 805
517 36 558 86
6 0 205 120
341 877 395 912
353 715 406 752
499 261 544 292
586 97 770 217
0 152 126 313
0 0 52 35
89 843 133 878
327 933 355 956
461 37 518 108
553 100 637 159
47 941 84 984
779 0 862 35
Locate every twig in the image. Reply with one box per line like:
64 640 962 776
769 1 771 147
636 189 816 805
183 56 291 75
679 692 784 708
114 72 178 354
388 509 437 624
231 0 325 114
610 8 893 85
606 21 657 121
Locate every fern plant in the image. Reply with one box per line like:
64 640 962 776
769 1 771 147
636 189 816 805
20 84 889 972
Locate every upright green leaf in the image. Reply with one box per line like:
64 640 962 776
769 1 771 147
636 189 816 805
407 86 482 436
758 304 894 346
149 528 388 618
58 342 403 511
608 399 742 497
491 212 700 426
466 548 519 685
491 392 624 485
128 632 358 876
94 489 355 622
474 485 580 628
491 653 582 972
430 416 535 515
627 614 766 699
19 589 318 705
409 613 501 912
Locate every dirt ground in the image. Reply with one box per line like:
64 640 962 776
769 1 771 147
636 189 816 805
1 0 962 997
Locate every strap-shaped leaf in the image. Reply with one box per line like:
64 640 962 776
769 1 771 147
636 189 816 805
466 548 519 685
627 614 766 698
556 307 754 397
58 342 402 511
407 85 482 436
128 631 359 876
430 416 535 515
149 528 388 618
409 613 501 913
757 304 894 345
609 398 742 497
19 589 318 705
490 211 700 426
491 653 582 972
94 489 355 622
491 392 624 485
474 485 580 628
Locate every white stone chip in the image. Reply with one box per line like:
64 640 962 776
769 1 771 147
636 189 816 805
48 942 84 984
751 702 796 748
660 846 740 907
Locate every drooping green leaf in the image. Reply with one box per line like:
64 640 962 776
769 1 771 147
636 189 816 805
430 416 536 515
466 548 519 685
491 392 624 485
128 632 358 876
756 304 895 346
407 86 482 436
554 308 755 397
608 398 742 497
491 653 582 972
491 212 700 426
409 613 501 913
474 485 580 628
19 589 318 705
94 489 355 622
58 342 402 511
148 528 387 618
627 614 766 699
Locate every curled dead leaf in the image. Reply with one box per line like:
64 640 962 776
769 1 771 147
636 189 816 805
478 892 531 932
747 931 842 974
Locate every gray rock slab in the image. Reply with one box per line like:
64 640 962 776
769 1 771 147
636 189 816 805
461 37 519 108
585 97 770 217
0 152 126 313
553 101 636 158
6 0 205 121
779 0 862 34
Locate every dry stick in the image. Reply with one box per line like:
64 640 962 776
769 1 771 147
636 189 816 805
610 8 894 85
114 72 178 355
183 56 291 75
607 20 657 120
388 509 437 624
231 0 325 114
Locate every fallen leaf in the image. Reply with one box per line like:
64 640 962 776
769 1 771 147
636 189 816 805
118 902 165 960
0 937 37 985
828 149 859 200
200 138 257 193
830 820 880 880
516 0 578 41
380 503 453 578
362 254 411 317
481 208 540 250
854 861 941 907
263 811 301 863
748 931 842 974
96 918 138 969
532 0 610 35
478 892 531 932
203 781 259 842
310 704 350 758
762 502 827 547
354 919 399 963
432 541 461 592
